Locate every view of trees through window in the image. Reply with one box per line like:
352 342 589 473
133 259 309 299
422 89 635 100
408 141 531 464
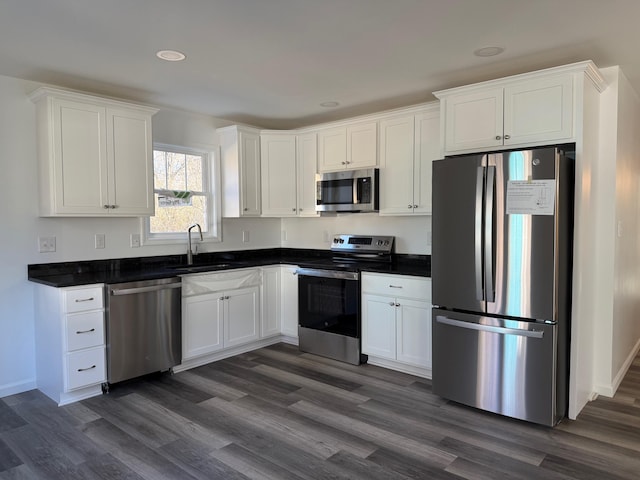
150 149 209 234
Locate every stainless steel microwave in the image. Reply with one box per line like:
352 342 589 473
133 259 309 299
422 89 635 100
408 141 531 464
315 168 379 213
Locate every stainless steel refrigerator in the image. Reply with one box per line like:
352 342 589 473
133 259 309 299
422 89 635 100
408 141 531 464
431 145 574 426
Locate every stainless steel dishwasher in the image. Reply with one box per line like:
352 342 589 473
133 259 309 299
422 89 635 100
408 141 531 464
105 277 182 388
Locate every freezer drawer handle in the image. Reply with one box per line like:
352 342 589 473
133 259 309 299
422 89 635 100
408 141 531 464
436 316 544 339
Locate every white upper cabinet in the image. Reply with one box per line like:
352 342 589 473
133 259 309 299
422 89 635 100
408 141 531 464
296 133 319 216
30 87 157 217
379 105 439 215
317 121 377 172
260 133 297 216
434 63 603 155
218 125 261 217
260 132 318 217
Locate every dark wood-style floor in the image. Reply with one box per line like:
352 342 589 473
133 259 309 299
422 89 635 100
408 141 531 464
2 343 640 479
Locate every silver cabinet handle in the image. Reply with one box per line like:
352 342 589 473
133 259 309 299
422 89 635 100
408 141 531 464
504 134 511 140
395 303 400 307
389 285 402 289
243 207 248 211
77 365 96 372
292 208 296 212
76 328 96 334
408 205 413 209
495 135 502 140
103 205 110 209
224 296 230 300
219 296 225 301
388 301 395 306
75 297 95 303
413 204 418 208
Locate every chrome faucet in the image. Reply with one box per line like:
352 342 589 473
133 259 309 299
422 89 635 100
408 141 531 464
187 223 203 265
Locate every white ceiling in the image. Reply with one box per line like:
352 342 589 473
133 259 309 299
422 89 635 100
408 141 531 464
1 0 639 129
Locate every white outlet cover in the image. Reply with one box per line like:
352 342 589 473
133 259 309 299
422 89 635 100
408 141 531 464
130 233 141 248
95 234 105 249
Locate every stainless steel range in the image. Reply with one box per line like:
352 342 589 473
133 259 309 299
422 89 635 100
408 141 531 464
296 234 394 365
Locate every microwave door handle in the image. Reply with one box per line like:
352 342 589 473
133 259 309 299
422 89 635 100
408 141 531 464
353 178 359 205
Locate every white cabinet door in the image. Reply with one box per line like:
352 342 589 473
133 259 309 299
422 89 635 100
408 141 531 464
361 293 396 360
224 286 260 348
51 98 108 215
182 292 224 360
413 110 440 215
296 133 318 217
347 121 377 169
443 87 504 153
396 298 432 369
239 130 262 216
220 126 262 217
379 115 415 215
318 127 347 172
280 266 299 338
261 267 281 338
318 122 377 172
260 134 297 216
503 74 573 146
108 107 154 215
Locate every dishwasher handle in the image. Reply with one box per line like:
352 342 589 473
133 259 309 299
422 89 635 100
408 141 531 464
110 282 182 296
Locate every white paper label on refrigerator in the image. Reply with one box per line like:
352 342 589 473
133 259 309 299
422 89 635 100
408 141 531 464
506 180 556 215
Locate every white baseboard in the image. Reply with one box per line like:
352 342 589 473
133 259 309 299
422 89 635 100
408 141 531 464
594 336 640 398
0 378 36 399
366 356 432 379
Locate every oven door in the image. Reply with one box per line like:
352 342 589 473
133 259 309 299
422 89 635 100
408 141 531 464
296 269 360 337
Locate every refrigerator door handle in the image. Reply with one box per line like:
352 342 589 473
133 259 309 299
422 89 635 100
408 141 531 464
484 165 496 303
475 166 484 301
436 316 545 339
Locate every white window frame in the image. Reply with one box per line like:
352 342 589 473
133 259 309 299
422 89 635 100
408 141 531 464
141 143 222 246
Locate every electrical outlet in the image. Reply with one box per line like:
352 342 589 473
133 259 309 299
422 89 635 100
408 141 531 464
130 233 141 248
242 230 250 243
95 233 105 249
38 236 56 253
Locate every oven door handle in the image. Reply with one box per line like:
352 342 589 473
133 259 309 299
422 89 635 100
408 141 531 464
295 268 359 281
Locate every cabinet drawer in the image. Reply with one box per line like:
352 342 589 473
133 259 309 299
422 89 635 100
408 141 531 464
362 273 431 300
64 286 103 313
65 346 105 391
65 311 104 351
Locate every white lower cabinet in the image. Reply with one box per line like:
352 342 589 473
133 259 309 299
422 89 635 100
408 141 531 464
261 266 281 338
361 273 432 375
34 283 106 405
182 269 261 361
280 265 299 339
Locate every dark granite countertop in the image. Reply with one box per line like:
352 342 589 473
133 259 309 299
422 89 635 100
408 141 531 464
28 248 431 288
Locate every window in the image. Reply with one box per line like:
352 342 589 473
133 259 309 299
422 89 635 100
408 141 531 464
142 144 221 244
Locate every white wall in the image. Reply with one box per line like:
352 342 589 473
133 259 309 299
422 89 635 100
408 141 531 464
593 67 640 396
0 75 280 397
282 214 431 255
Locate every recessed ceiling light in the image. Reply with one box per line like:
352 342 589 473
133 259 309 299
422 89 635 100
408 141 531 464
156 50 186 62
473 46 505 57
320 101 340 108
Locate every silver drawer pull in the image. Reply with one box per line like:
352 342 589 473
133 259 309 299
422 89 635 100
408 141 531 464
75 297 95 303
76 328 96 334
389 285 403 288
77 365 96 372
